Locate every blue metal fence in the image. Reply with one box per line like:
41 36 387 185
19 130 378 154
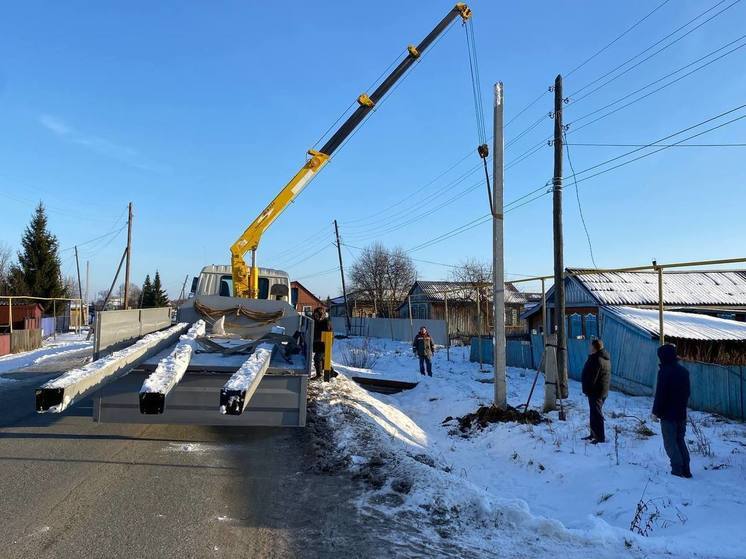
508 313 745 420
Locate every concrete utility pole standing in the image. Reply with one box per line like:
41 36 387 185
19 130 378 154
333 220 351 335
552 75 569 404
493 82 507 409
123 202 133 310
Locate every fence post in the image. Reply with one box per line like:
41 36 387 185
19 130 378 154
8 297 12 334
407 296 414 340
53 299 57 340
476 287 484 371
444 291 450 362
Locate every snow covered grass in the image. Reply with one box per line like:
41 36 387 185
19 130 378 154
317 337 746 558
0 331 91 375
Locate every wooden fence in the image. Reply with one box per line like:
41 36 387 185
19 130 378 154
10 329 42 354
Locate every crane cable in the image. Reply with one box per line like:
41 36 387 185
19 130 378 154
464 18 493 215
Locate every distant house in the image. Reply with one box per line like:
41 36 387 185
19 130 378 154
0 301 43 332
397 280 541 338
290 281 324 316
522 270 746 338
328 290 401 319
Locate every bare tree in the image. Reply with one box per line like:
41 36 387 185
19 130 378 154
451 258 493 329
450 258 492 288
386 247 417 310
117 282 142 309
0 242 13 295
64 275 78 298
349 243 417 317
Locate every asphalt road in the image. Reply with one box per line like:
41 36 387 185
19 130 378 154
0 361 437 559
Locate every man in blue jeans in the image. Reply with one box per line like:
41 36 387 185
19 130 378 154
652 344 692 478
412 326 435 376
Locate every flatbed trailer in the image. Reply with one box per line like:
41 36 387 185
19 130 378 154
37 296 314 427
94 339 309 426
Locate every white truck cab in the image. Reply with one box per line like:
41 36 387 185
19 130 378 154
190 265 290 302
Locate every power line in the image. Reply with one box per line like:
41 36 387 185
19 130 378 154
565 142 746 148
279 242 335 270
567 34 746 134
567 0 742 103
504 0 672 130
565 105 746 186
564 0 672 78
504 33 746 171
566 103 746 180
564 132 598 268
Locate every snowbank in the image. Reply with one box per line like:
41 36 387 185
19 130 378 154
318 337 746 558
0 332 91 375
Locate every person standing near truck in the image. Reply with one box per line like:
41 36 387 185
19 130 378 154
412 326 435 376
312 307 331 381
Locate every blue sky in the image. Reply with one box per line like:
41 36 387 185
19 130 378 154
1 0 744 299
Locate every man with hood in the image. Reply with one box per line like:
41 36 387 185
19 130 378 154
652 343 692 478
581 339 611 443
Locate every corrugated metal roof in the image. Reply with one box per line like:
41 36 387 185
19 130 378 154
604 306 746 341
572 271 746 306
414 281 540 304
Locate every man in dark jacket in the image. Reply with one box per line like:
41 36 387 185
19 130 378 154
581 339 611 443
652 344 692 478
412 326 435 376
312 307 331 381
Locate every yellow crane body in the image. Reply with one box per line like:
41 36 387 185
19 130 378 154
231 3 472 299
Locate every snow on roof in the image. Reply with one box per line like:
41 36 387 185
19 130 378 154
414 281 540 304
572 271 746 306
605 306 746 341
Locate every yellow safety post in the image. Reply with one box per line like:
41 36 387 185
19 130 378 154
321 330 334 376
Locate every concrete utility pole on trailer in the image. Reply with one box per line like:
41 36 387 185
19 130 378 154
124 202 133 310
493 82 507 409
552 75 569 406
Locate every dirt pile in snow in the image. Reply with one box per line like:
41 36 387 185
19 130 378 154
449 404 546 433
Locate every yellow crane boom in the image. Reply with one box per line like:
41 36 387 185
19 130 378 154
232 3 472 298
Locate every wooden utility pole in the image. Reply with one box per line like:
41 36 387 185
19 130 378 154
552 74 569 410
123 202 133 309
177 274 189 303
333 220 351 335
492 82 507 409
74 246 83 331
85 261 90 307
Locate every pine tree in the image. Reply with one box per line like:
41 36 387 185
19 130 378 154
152 271 169 307
12 203 66 310
141 274 154 308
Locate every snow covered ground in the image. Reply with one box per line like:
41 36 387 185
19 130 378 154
316 337 746 559
0 331 92 375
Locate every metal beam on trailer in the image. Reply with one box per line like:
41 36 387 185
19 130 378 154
36 322 188 413
220 343 275 416
139 320 205 414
